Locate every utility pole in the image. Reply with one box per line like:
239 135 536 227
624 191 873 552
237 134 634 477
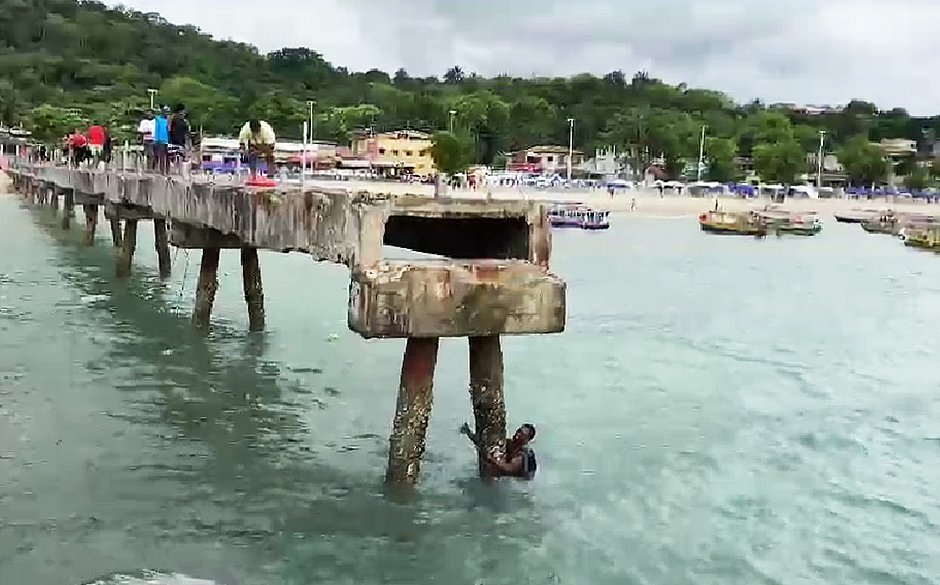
147 89 158 111
816 130 826 188
697 125 707 181
567 117 575 183
449 109 457 133
306 100 316 141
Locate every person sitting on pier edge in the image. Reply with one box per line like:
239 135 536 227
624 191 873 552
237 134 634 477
460 422 537 480
238 119 277 181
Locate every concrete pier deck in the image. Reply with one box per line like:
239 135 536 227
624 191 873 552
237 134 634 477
13 163 566 339
9 160 566 484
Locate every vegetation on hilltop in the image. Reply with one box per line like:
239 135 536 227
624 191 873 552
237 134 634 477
3 0 940 185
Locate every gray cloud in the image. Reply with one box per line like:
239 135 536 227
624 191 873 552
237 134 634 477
108 0 940 114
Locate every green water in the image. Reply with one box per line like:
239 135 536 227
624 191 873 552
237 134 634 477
1 192 939 585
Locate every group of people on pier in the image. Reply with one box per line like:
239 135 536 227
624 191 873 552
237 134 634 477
136 104 191 173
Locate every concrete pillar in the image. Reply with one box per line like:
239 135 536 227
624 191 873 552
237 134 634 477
109 218 123 248
240 247 265 332
386 337 439 484
192 248 221 331
82 204 98 246
60 189 74 230
115 219 138 278
468 335 508 478
50 187 59 211
153 219 172 279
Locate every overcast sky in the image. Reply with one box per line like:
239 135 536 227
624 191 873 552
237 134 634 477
107 0 940 115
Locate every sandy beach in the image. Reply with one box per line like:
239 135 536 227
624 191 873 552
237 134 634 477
307 179 940 218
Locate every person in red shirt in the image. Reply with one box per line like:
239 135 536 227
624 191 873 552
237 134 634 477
68 129 89 166
87 124 107 165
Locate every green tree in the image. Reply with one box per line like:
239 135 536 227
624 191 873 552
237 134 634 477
430 131 473 174
28 103 85 141
904 167 932 191
704 137 737 182
838 134 888 187
753 139 805 185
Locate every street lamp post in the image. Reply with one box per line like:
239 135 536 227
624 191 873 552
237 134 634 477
448 109 457 133
147 89 158 111
567 117 575 183
697 125 707 182
306 100 316 141
816 130 826 188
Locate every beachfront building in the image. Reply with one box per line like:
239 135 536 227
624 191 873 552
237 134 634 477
878 138 917 186
198 137 338 172
508 145 585 175
350 130 435 177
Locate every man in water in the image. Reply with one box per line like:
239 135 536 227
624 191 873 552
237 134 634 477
238 119 277 181
461 422 537 480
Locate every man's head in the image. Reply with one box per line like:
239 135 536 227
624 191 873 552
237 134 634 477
161 106 170 115
249 120 261 133
173 103 186 115
512 424 536 446
145 111 154 120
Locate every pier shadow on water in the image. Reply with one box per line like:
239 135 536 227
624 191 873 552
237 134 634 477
8 201 548 585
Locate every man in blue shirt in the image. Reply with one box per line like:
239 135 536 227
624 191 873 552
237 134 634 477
153 106 170 174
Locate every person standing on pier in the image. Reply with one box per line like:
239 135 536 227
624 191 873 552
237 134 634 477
238 119 277 181
87 123 106 167
137 111 156 170
461 422 537 480
153 106 171 174
168 104 191 174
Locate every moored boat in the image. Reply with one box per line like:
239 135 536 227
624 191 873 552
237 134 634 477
547 204 585 228
759 209 823 236
834 209 877 224
580 210 610 230
903 224 940 252
699 210 766 236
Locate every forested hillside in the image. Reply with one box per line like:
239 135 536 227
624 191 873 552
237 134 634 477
1 0 938 184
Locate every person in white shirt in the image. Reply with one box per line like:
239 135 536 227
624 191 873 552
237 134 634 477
137 112 156 170
238 120 276 181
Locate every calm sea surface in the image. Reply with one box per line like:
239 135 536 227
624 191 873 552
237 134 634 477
2 191 939 585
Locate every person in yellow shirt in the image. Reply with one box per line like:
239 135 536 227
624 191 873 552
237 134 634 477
238 119 277 181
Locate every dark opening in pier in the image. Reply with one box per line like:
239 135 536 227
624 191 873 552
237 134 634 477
383 215 530 260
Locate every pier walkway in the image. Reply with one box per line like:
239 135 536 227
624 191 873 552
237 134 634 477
7 161 566 484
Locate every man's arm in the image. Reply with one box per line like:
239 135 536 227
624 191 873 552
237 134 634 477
460 423 482 448
485 453 524 476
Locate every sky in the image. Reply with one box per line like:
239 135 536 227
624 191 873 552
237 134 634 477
106 0 940 115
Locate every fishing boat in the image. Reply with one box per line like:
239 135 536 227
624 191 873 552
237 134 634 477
580 210 611 230
699 210 766 236
758 209 823 236
903 224 940 252
860 211 898 234
547 204 585 228
834 209 879 223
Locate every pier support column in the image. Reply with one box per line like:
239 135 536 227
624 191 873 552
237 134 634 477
115 219 138 278
60 190 74 230
386 337 439 484
109 218 123 248
468 335 508 478
240 247 265 332
50 188 59 211
82 204 98 246
153 219 172 279
192 248 221 331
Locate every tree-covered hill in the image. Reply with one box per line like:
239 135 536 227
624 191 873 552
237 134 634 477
2 0 938 185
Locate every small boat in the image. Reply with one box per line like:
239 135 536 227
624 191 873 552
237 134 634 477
860 211 898 234
547 204 586 228
759 209 823 236
699 210 766 236
834 209 878 224
580 210 610 230
903 224 940 252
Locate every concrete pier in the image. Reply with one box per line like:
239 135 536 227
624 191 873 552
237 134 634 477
116 219 138 278
83 204 97 246
60 188 74 230
192 247 220 331
386 337 439 483
240 247 265 332
9 162 567 484
468 336 507 477
154 219 172 279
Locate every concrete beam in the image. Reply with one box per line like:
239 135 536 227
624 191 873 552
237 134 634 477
348 260 566 338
